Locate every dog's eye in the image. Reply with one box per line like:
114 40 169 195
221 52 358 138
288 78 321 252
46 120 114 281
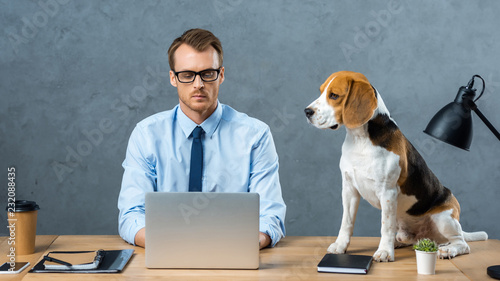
329 93 339 100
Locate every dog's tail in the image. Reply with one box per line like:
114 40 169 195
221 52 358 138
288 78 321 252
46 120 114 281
463 231 488 241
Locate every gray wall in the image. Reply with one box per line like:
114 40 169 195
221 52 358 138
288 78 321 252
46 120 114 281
2 0 500 240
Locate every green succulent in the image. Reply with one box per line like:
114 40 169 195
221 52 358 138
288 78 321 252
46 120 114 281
413 238 438 252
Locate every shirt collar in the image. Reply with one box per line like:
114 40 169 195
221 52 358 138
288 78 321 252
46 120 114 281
176 101 222 139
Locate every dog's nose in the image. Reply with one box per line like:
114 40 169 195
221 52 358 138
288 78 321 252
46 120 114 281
304 108 315 118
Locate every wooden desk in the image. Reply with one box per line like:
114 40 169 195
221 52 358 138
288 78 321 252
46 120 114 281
3 235 498 280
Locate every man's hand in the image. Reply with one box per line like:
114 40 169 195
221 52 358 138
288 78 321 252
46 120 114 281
259 232 271 249
135 228 146 247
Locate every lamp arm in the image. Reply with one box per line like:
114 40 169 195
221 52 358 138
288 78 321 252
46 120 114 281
466 99 500 141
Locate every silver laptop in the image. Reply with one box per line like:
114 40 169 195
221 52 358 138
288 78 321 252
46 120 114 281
145 192 260 269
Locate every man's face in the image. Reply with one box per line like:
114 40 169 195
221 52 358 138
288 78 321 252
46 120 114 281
169 44 224 123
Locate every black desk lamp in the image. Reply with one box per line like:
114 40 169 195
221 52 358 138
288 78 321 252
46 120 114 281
424 74 500 150
424 74 500 279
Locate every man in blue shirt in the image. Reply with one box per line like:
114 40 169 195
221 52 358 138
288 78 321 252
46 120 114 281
118 29 286 249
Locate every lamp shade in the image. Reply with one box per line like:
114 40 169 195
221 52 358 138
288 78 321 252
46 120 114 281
424 86 475 151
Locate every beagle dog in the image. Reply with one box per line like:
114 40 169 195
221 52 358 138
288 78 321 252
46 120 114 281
305 71 487 262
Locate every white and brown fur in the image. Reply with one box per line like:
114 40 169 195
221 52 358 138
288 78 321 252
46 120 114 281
305 71 487 262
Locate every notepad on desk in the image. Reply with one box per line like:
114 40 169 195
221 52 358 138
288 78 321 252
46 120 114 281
31 249 134 273
44 250 105 270
317 253 373 274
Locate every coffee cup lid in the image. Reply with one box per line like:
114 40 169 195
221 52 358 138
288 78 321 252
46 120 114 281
6 200 40 212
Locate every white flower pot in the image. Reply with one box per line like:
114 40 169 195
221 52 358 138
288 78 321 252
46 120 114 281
415 250 437 275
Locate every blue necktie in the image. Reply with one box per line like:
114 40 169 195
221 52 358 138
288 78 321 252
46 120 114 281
189 126 204 192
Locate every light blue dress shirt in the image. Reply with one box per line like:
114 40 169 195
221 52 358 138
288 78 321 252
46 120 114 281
118 102 286 247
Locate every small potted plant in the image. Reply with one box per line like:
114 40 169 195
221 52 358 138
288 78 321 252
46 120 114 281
413 238 438 275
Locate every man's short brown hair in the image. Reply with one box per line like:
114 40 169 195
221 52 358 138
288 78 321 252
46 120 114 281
167 28 223 71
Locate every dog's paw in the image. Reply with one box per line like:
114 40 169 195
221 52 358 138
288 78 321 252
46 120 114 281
327 242 348 254
438 243 469 259
373 249 395 262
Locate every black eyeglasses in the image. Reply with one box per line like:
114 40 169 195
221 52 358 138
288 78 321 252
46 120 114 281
174 68 221 83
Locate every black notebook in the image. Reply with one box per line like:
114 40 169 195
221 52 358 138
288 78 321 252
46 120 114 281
30 249 134 273
317 253 373 274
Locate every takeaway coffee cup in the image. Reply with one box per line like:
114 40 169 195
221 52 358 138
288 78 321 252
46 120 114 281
6 200 40 255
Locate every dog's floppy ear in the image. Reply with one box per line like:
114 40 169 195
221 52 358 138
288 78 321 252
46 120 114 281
343 78 377 129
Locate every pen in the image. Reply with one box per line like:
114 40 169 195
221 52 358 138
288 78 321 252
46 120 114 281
43 255 73 267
